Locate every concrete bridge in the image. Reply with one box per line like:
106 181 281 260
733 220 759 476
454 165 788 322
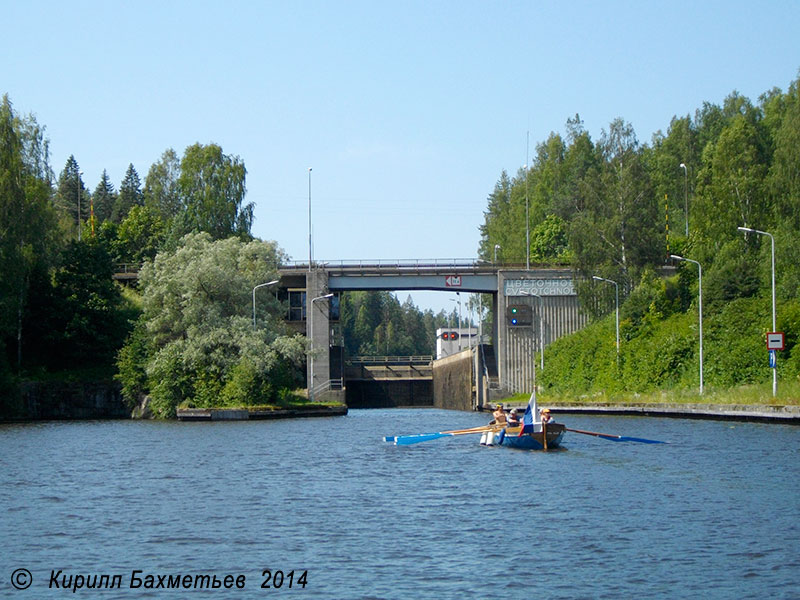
277 260 589 405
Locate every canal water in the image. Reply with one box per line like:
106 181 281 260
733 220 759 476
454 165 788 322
1 409 799 599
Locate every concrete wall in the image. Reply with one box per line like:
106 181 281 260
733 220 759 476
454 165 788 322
432 349 473 412
496 270 589 394
3 382 129 421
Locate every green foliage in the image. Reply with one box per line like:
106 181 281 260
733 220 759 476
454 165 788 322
704 298 768 387
173 143 253 240
92 170 116 223
111 163 144 223
339 291 451 356
116 319 150 408
114 205 167 263
47 238 133 369
54 155 88 233
144 148 181 220
0 95 60 377
118 233 302 417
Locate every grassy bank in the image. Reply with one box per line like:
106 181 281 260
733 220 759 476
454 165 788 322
499 379 800 407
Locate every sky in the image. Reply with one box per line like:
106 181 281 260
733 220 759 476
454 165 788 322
3 0 799 314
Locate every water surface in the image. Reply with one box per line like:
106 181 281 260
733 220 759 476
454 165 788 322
1 409 799 598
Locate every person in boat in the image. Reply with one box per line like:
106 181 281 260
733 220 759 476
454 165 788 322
507 408 520 427
541 408 554 424
490 403 507 425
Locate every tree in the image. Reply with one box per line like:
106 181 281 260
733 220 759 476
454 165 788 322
54 155 88 236
112 163 144 223
120 233 300 416
174 143 253 240
45 238 131 369
144 148 181 220
694 115 769 246
571 118 659 288
114 205 167 263
767 76 800 228
0 95 58 373
92 169 116 224
478 171 513 262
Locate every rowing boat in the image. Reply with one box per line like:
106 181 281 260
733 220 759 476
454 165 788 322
480 422 566 450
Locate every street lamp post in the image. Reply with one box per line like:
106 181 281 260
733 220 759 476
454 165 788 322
671 255 703 395
525 162 530 270
449 297 462 351
309 292 333 402
592 276 620 357
531 293 544 371
679 163 688 236
494 244 500 265
738 226 777 397
252 280 279 329
308 167 313 268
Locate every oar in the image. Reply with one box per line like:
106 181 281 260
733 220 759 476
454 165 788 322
385 424 503 446
566 428 667 444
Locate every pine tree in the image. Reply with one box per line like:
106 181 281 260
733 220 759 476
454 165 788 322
92 169 116 223
112 163 143 223
55 155 89 235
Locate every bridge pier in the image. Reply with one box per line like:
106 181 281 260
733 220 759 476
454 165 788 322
306 268 333 400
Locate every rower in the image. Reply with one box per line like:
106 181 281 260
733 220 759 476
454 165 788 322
491 403 507 425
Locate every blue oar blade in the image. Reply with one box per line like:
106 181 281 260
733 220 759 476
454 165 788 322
392 432 452 446
618 436 668 444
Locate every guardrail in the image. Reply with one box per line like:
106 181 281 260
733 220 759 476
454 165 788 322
279 259 572 273
311 378 343 397
347 355 433 365
281 259 482 270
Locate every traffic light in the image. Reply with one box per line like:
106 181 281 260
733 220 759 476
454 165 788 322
506 304 532 327
441 331 460 340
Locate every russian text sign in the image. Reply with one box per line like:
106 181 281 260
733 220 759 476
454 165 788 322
504 279 575 297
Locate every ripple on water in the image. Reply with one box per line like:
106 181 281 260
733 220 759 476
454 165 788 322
1 411 799 599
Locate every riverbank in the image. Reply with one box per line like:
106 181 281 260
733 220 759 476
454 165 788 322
176 405 348 421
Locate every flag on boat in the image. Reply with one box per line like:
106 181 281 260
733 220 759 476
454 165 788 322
519 392 541 436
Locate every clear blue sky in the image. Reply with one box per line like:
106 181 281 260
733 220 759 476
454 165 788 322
3 0 799 313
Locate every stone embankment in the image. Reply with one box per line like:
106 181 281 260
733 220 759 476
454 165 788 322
176 405 348 421
5 381 128 421
541 403 800 424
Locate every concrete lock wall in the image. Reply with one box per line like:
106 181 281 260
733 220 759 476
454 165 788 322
432 349 473 412
496 270 589 394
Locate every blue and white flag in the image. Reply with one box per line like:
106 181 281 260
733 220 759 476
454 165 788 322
519 393 540 435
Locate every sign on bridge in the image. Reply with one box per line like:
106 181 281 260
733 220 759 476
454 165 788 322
445 275 462 288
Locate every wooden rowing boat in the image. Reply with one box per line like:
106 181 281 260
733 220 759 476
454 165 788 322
480 422 565 450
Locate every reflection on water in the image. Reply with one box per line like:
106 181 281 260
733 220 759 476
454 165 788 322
1 410 799 599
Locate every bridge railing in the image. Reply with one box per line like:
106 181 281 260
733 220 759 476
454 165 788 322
281 259 484 271
279 259 572 272
347 355 433 365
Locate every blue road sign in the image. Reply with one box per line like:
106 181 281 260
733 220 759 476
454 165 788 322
769 350 776 368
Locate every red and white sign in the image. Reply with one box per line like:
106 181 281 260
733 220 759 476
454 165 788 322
766 332 785 351
445 275 462 288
